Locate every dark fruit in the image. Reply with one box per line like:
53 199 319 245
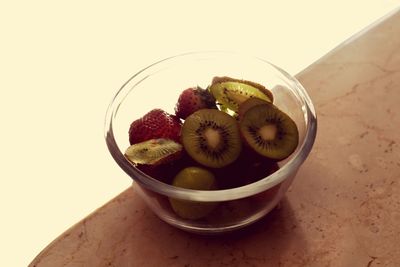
124 138 182 166
216 147 280 189
245 159 280 185
128 109 182 145
169 167 218 220
209 76 273 112
181 109 242 168
240 102 299 160
175 86 217 119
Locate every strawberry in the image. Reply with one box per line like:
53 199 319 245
174 86 217 119
128 109 182 145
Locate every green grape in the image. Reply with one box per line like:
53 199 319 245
169 167 218 220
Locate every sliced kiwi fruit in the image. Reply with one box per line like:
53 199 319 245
212 76 274 102
238 97 270 120
240 103 299 160
124 138 182 165
181 109 242 168
169 166 218 220
209 76 273 113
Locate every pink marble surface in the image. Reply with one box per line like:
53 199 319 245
30 10 400 267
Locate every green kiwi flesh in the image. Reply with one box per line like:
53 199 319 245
181 109 242 168
240 103 299 160
124 138 182 165
238 97 270 120
209 77 273 112
212 76 274 102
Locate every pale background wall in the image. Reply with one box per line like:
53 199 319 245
0 1 399 266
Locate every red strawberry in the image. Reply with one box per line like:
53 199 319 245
128 109 182 145
175 86 217 119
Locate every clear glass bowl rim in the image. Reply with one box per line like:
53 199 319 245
104 51 317 202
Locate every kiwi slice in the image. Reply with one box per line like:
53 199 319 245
181 109 242 168
124 138 182 165
169 167 218 220
240 103 299 160
238 97 270 120
209 76 273 112
212 76 274 102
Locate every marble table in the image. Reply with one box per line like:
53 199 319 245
30 10 400 267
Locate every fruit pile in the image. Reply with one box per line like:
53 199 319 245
124 76 299 220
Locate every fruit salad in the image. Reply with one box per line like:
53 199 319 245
124 76 299 220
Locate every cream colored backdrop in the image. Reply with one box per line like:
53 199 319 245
0 1 398 266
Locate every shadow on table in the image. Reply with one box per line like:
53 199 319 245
143 197 310 266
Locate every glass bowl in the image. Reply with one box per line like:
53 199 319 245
105 51 317 234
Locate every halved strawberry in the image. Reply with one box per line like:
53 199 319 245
128 109 182 145
174 86 217 119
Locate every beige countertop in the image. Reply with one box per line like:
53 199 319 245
30 10 400 267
